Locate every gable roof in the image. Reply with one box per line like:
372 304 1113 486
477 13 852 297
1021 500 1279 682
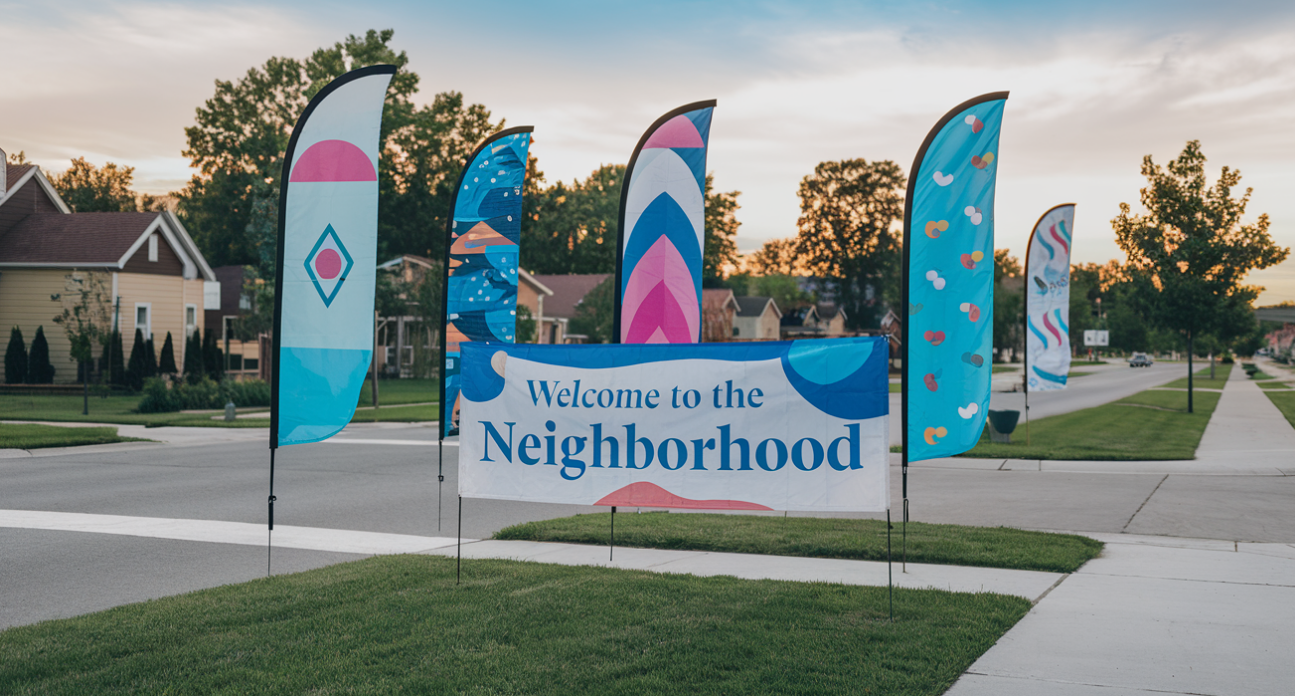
530 273 610 318
735 295 782 319
0 211 215 280
702 288 738 312
0 163 71 214
781 304 819 327
816 303 847 321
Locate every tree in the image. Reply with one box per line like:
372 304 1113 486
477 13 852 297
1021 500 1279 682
184 329 204 384
179 29 501 267
158 332 178 375
27 327 55 384
202 330 223 381
1113 140 1290 411
126 329 148 392
523 164 623 274
793 159 906 330
5 327 27 384
569 276 615 344
747 238 801 277
49 158 161 213
993 250 1022 363
100 330 126 387
52 271 112 412
144 337 158 378
702 174 741 287
515 305 537 344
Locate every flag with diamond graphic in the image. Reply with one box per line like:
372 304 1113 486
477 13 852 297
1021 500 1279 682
272 65 394 447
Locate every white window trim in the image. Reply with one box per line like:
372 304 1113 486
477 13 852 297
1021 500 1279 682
134 302 152 340
148 234 159 262
185 303 198 339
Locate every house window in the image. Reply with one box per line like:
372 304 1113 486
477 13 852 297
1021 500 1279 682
148 234 159 262
185 305 197 339
135 303 152 340
732 326 740 337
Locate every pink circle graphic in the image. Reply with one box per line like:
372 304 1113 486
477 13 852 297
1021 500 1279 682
315 249 342 279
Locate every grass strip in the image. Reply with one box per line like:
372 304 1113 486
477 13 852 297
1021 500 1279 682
1258 381 1295 390
1249 370 1276 381
960 387 1219 460
498 513 1100 573
1264 390 1295 430
889 382 901 393
1068 370 1093 378
0 555 1030 696
357 378 440 406
1159 363 1232 390
991 365 1019 373
348 403 438 422
0 424 146 449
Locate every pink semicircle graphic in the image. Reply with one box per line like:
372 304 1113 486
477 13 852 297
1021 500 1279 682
642 114 705 149
595 482 772 510
291 139 377 182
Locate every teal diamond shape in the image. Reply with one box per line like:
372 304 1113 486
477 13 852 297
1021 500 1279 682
304 224 354 307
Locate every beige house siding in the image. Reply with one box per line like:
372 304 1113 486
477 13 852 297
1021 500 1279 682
116 273 201 371
0 268 78 381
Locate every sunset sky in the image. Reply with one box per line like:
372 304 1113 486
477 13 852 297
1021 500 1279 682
4 0 1293 303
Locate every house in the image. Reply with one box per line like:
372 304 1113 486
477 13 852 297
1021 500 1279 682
879 309 902 370
0 153 220 384
780 305 823 339
815 303 849 337
701 288 739 342
733 296 782 341
529 274 609 344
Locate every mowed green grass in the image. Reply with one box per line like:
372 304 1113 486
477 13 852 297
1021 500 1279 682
348 403 438 423
1258 380 1295 390
1159 363 1232 390
357 378 439 406
498 513 1101 573
0 555 1031 696
961 388 1219 460
1265 390 1295 430
0 423 145 449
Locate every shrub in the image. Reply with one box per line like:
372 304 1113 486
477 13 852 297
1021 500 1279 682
158 332 177 374
184 329 203 384
5 327 27 384
126 329 147 392
137 377 272 413
27 326 55 384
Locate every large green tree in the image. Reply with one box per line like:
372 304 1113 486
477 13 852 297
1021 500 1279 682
178 29 500 267
793 159 906 330
1113 140 1289 411
993 249 1023 363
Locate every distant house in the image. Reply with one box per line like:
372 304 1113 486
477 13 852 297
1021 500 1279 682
530 274 609 344
701 288 739 342
0 153 220 384
815 303 849 337
879 309 902 370
733 296 782 341
781 305 822 339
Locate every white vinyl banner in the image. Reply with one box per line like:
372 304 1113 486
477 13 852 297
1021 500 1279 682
1025 204 1075 392
459 338 890 512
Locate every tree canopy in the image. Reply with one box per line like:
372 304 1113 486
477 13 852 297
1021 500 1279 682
49 158 162 213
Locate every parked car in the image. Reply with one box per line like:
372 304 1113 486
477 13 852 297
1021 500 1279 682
1129 353 1153 367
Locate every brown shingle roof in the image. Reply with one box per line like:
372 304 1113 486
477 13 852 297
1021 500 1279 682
4 163 34 190
0 212 159 265
530 273 611 318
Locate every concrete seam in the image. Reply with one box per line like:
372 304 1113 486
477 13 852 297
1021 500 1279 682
958 670 1215 694
1031 572 1070 605
1123 474 1168 532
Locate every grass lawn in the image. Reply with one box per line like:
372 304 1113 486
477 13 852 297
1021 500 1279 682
1258 380 1295 390
1265 390 1295 430
889 382 901 393
0 555 1031 696
357 378 439 406
0 393 259 428
959 387 1219 460
1071 360 1108 366
1159 363 1232 390
1068 370 1093 378
349 403 438 422
498 513 1101 573
991 365 1019 373
0 423 146 449
1248 370 1276 381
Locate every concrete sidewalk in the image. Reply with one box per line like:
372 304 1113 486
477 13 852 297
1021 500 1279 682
1194 359 1295 469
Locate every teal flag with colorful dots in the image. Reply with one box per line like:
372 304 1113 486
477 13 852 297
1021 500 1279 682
903 92 1008 462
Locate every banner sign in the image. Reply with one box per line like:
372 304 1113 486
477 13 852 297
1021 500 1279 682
272 65 394 447
458 337 890 512
1025 204 1075 391
903 92 1008 463
614 100 716 344
440 127 534 437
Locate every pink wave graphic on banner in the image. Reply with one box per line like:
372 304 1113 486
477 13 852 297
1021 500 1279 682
595 482 772 510
1049 224 1070 255
643 115 705 149
1042 311 1064 344
621 236 699 342
290 139 377 182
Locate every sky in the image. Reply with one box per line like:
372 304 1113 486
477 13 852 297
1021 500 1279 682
4 0 1294 304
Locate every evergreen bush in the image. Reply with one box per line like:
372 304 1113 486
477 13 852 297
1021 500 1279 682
158 332 177 374
183 329 204 384
144 337 158 378
126 329 147 391
137 377 272 413
28 326 55 384
202 330 223 381
5 327 27 384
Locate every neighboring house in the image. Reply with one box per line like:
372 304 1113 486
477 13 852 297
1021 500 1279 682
701 288 739 343
0 154 220 384
879 309 902 370
815 303 849 337
780 305 822 339
530 274 609 344
733 296 782 341
203 265 264 380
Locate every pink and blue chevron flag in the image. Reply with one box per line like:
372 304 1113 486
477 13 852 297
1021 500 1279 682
272 65 394 447
903 92 1008 462
614 100 716 344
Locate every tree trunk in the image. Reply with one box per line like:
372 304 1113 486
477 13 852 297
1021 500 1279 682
82 360 89 415
1187 332 1194 414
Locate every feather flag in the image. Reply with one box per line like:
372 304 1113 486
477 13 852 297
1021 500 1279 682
272 65 394 447
1025 204 1075 392
614 100 716 344
903 92 1008 463
440 127 534 438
